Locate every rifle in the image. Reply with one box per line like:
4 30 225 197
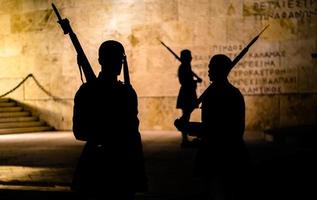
232 25 269 66
52 3 96 83
160 40 181 61
160 40 202 82
196 25 269 105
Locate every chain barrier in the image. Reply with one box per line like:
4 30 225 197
0 74 62 101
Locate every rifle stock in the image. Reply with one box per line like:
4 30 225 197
52 3 96 83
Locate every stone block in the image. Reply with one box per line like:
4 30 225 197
11 9 55 33
245 95 280 130
159 21 194 46
227 17 265 44
178 0 209 22
21 0 50 12
61 52 80 77
138 97 179 130
145 0 178 23
48 0 76 9
26 52 81 100
24 75 51 100
0 56 26 78
131 46 179 97
210 0 243 18
0 14 11 35
18 55 36 75
229 41 292 95
130 23 164 48
280 94 317 127
50 75 81 99
243 0 317 41
0 34 22 57
20 32 51 56
133 67 178 97
0 78 24 99
208 17 227 44
0 0 316 131
128 47 149 74
0 0 22 14
280 39 316 92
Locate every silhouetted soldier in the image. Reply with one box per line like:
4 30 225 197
176 49 202 147
194 54 249 200
71 40 147 200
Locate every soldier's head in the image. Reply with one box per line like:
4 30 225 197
180 49 192 63
208 54 232 82
98 40 125 76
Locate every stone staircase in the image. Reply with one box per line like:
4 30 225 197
0 98 54 134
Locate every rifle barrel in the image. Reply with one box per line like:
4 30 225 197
160 40 181 61
232 25 269 67
197 25 269 105
52 3 96 83
258 24 270 36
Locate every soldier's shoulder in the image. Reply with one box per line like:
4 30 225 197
79 79 99 89
229 84 244 100
75 80 99 98
118 83 138 100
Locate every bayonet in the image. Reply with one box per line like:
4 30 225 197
231 25 269 67
52 3 62 21
197 25 269 105
160 40 181 62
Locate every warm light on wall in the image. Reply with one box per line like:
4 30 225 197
0 0 316 131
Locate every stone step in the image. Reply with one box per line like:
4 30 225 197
0 98 54 134
0 121 46 129
0 116 38 123
0 111 30 118
0 98 10 103
0 106 23 112
0 126 54 135
0 102 16 107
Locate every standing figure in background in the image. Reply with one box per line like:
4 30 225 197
176 49 202 148
195 54 249 200
72 40 147 200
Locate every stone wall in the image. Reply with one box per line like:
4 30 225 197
0 0 316 132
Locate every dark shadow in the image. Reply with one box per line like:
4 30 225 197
71 40 147 200
176 49 202 148
246 138 317 200
177 54 250 200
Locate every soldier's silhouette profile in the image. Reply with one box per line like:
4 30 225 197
193 54 249 200
176 49 202 147
71 40 147 200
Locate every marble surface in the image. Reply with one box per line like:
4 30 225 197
0 0 316 130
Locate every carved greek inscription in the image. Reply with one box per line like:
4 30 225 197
191 45 296 95
243 0 317 20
